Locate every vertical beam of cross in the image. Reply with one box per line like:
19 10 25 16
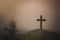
37 15 46 30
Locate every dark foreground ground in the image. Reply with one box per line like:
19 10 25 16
0 29 60 40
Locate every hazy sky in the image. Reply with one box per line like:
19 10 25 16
15 0 56 33
0 0 60 33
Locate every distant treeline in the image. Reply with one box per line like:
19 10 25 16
0 20 23 40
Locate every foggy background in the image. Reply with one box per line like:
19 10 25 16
0 0 60 33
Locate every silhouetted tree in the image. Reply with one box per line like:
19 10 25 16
4 19 22 40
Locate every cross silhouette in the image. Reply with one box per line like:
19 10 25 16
37 15 46 30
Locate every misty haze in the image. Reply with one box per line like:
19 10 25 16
0 0 60 40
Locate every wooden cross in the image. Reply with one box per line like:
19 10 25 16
37 15 46 30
